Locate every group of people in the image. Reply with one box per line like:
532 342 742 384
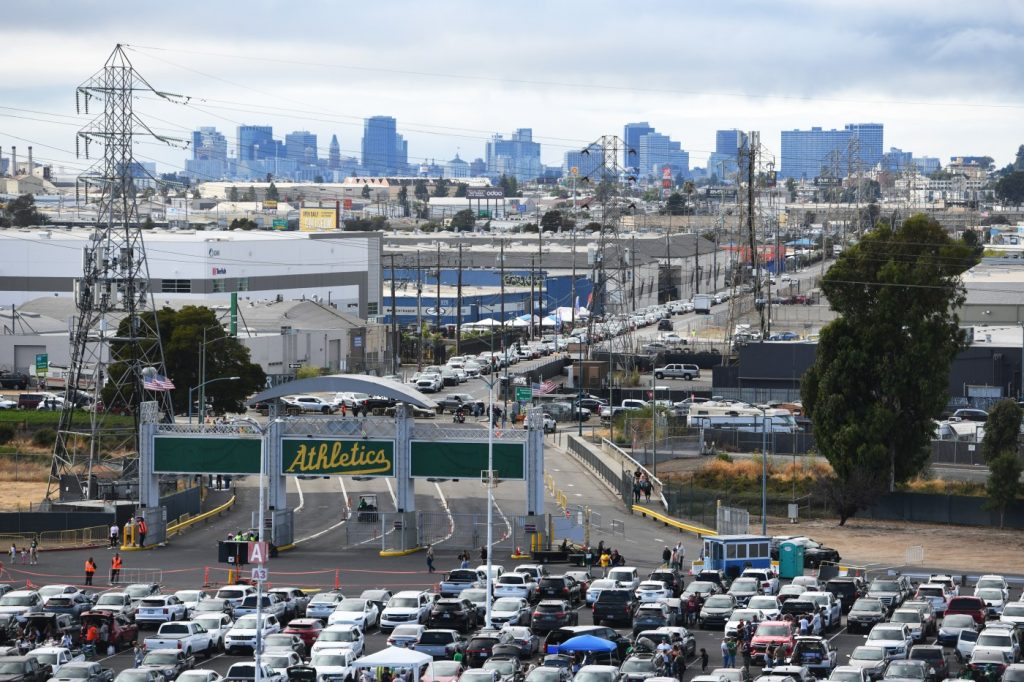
633 470 654 503
594 542 625 575
6 540 38 565
720 619 758 671
228 529 260 542
661 543 687 571
640 637 693 681
9 622 75 654
120 516 148 548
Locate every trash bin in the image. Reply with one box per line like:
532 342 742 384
779 540 805 579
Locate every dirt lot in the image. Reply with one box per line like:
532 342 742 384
0 481 48 511
768 515 1024 575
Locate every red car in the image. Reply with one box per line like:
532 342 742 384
945 596 987 625
81 611 138 650
283 618 324 648
750 620 795 664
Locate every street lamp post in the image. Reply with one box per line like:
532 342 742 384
759 406 769 535
477 375 496 628
188 376 240 425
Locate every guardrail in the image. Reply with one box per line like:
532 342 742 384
632 504 717 537
37 525 109 550
601 439 668 511
166 495 236 538
543 474 568 511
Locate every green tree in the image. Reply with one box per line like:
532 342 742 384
801 214 975 524
397 184 409 217
498 174 521 197
229 218 257 231
0 194 47 227
414 179 429 201
454 183 468 198
343 216 389 232
227 186 239 202
1014 145 1024 172
785 177 797 202
102 306 265 416
243 186 256 202
265 182 280 201
361 184 371 199
450 209 476 231
295 364 322 379
541 210 565 232
985 452 1022 528
663 192 687 215
996 172 1024 206
982 399 1022 462
595 179 617 203
433 178 450 197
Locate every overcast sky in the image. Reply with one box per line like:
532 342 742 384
2 0 1023 177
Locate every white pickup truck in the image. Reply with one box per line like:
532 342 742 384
223 662 285 682
27 647 84 675
144 621 218 659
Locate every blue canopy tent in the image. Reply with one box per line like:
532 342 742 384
557 635 617 653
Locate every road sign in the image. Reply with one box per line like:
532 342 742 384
524 523 537 533
35 353 48 374
247 541 269 564
250 566 268 582
515 386 532 402
288 363 302 369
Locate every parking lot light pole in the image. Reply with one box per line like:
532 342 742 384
477 375 496 628
759 406 768 535
187 376 240 425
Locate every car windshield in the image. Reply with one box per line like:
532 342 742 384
917 587 944 597
731 579 758 591
431 662 461 676
144 652 179 664
419 631 454 644
234 616 263 629
977 579 1004 590
868 629 903 641
321 630 356 642
449 571 479 582
460 674 495 682
705 596 733 608
977 633 1011 647
494 598 522 610
756 624 791 637
484 659 516 674
338 599 365 612
892 612 919 623
853 600 883 613
977 589 1003 601
620 659 655 672
390 598 419 608
176 591 201 602
194 617 223 629
852 648 884 661
590 580 616 590
392 626 420 638
263 655 292 668
95 594 125 605
885 663 923 678
526 669 560 682
264 635 292 646
830 672 861 682
116 673 154 682
749 597 778 609
1003 604 1024 617
0 596 34 606
217 589 247 600
126 586 155 598
942 615 975 628
48 598 73 606
731 610 759 621
869 581 899 592
461 590 486 601
0 663 27 674
499 576 524 585
573 672 613 682
311 655 349 667
311 594 340 604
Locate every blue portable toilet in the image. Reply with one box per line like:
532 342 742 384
779 540 805 579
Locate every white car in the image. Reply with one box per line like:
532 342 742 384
742 568 780 596
310 651 356 682
224 614 282 654
724 609 764 638
0 397 16 409
328 598 379 629
262 652 302 676
27 647 83 675
306 592 346 621
191 614 232 650
1000 602 1024 629
386 624 425 649
585 579 617 605
416 374 443 393
380 591 431 631
489 598 530 627
975 588 1007 617
747 596 782 621
310 624 365 658
135 595 188 627
976 575 1010 602
635 581 673 603
973 626 1021 662
865 624 912 661
177 671 222 682
282 395 335 414
214 586 255 610
0 590 42 620
37 585 84 602
173 590 210 616
493 573 538 602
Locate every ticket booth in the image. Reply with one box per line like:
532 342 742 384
701 534 772 579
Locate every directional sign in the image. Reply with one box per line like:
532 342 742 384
515 386 533 403
35 353 48 375
247 541 269 565
288 363 302 369
251 566 268 582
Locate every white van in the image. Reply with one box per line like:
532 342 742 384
607 566 639 591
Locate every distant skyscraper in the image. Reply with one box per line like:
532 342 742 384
361 116 400 175
192 127 227 161
882 147 913 173
285 130 318 164
563 143 604 180
623 122 655 170
485 128 541 182
237 125 281 162
638 132 689 179
708 129 748 182
469 158 487 176
328 134 340 170
779 122 884 179
445 153 470 178
913 157 941 175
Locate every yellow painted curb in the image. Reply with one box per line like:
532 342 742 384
510 554 531 560
632 505 717 536
167 495 236 537
276 544 296 553
379 547 423 557
118 543 158 552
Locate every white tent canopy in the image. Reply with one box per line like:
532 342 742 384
351 647 433 675
466 318 501 327
553 306 589 320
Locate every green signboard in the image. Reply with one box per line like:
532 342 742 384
281 439 394 476
410 441 525 480
515 386 533 402
272 218 288 231
35 353 48 374
154 436 261 474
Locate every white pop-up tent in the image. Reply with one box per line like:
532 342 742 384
350 647 434 681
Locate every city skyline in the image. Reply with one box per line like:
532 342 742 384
1 1 1022 179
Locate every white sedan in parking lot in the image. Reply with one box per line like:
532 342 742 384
586 579 617 605
635 581 673 603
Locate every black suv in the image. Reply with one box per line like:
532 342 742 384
0 371 29 390
825 577 866 614
538 576 581 605
593 589 637 627
427 598 478 633
530 600 577 633
465 630 514 668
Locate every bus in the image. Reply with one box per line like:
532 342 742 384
686 401 800 433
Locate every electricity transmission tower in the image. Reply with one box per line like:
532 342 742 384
48 45 181 501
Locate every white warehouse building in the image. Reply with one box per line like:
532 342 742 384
0 228 383 317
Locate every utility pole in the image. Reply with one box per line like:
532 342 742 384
746 131 766 341
529 256 536 342
435 243 441 335
500 239 506 370
416 251 423 371
537 222 544 340
389 254 399 374
456 244 463 356
631 234 637 310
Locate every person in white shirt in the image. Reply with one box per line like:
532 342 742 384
109 523 120 548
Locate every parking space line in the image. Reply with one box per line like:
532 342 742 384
829 626 848 642
293 478 305 513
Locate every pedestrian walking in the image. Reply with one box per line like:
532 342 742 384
133 644 144 668
662 546 671 565
726 638 737 668
109 522 119 548
699 648 709 673
426 545 435 573
633 480 641 504
8 544 15 562
671 647 687 682
720 639 730 668
137 517 147 547
479 546 488 563
110 553 122 584
84 557 96 586
598 550 611 577
741 640 752 672
29 539 37 565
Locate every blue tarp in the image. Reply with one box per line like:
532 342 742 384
557 635 617 653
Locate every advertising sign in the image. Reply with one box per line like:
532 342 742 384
299 208 337 232
281 438 394 476
272 218 288 230
466 188 505 200
263 199 278 211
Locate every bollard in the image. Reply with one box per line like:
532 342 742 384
227 568 235 584
203 567 210 588
334 569 340 591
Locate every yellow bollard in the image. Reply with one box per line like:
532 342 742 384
227 568 235 584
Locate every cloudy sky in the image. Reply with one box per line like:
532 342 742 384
2 0 1023 177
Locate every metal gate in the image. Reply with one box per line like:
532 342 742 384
111 567 163 586
716 505 750 535
340 509 384 549
415 512 518 554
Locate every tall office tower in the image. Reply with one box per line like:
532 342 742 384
485 128 541 182
361 116 399 175
623 122 655 171
328 134 341 170
285 130 318 164
637 132 690 179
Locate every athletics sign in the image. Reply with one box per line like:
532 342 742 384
281 438 394 476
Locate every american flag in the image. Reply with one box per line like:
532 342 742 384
143 373 175 391
532 380 557 394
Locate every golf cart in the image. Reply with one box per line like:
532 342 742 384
356 494 378 522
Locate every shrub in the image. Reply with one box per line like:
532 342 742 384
32 428 56 448
0 424 14 445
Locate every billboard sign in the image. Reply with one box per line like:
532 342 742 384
466 188 504 200
299 208 337 232
281 438 394 476
263 199 278 211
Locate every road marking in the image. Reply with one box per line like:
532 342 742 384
432 482 455 544
293 477 305 513
385 478 397 507
493 496 512 543
295 477 350 545
829 626 848 642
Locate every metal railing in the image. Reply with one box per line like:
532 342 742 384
37 525 109 550
565 436 631 506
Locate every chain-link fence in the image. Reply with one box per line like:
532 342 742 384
663 478 831 528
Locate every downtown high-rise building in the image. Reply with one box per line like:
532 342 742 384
779 122 884 179
361 116 408 176
623 122 655 171
563 143 604 180
707 129 748 182
485 128 541 182
328 134 341 170
237 125 283 162
285 130 318 164
185 127 229 180
637 132 689 180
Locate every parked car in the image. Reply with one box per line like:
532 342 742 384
945 596 988 626
426 599 478 633
328 598 379 630
139 650 194 682
0 657 51 682
142 621 218 659
282 618 324 649
848 599 888 634
653 364 700 380
309 624 365 657
280 395 335 414
414 629 467 660
136 596 188 628
593 590 638 628
908 645 949 682
530 601 577 634
865 624 913 661
846 646 889 681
